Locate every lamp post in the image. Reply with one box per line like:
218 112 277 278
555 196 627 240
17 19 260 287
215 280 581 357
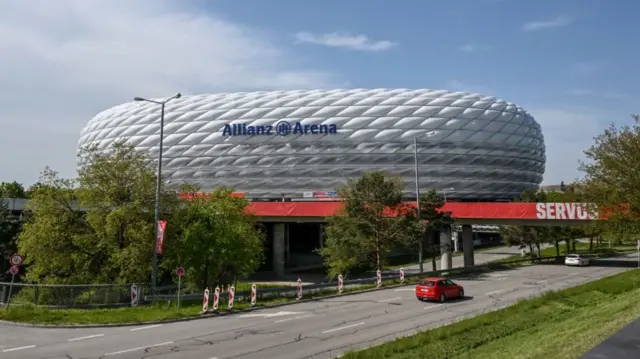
442 187 455 202
133 93 182 295
413 137 423 273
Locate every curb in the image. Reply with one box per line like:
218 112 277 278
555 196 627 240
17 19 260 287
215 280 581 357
0 281 414 329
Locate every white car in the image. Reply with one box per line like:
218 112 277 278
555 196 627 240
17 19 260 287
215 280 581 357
565 254 590 266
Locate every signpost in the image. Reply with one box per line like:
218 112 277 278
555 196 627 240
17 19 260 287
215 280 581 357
296 278 303 300
131 284 139 307
213 286 220 311
175 267 184 311
5 254 24 309
337 274 344 294
376 270 382 288
202 288 210 312
399 268 405 283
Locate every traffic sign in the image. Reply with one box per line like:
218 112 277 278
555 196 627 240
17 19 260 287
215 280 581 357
131 284 139 307
250 284 257 306
202 288 210 312
9 265 19 276
213 286 220 311
376 270 382 288
228 286 236 309
337 274 344 293
176 267 185 277
296 278 303 300
399 268 405 283
10 253 23 266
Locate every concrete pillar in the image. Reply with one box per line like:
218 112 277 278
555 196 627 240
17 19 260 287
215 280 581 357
453 232 460 252
273 223 286 278
462 224 475 267
318 224 324 249
440 227 453 270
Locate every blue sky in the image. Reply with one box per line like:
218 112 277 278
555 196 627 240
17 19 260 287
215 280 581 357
0 0 637 186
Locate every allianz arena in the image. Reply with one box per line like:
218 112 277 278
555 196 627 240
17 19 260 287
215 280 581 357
78 89 546 200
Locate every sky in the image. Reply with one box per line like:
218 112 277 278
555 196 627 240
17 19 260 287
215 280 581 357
0 0 638 187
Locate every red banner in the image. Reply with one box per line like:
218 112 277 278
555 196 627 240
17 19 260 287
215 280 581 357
156 220 167 254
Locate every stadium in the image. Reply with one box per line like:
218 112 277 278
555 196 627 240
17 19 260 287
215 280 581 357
78 89 546 201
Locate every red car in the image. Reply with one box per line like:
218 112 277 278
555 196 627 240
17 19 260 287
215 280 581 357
415 277 464 302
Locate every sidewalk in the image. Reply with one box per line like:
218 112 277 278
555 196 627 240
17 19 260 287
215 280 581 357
581 315 640 358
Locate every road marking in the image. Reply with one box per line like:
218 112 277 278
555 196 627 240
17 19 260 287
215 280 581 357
424 305 439 310
535 280 548 284
393 288 414 292
130 324 162 332
240 311 302 319
105 341 174 356
275 314 314 323
2 345 36 353
379 297 403 303
568 272 580 276
486 289 506 296
322 322 365 334
68 334 105 342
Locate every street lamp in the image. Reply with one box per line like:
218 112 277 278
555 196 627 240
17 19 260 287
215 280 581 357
442 187 455 202
133 93 182 295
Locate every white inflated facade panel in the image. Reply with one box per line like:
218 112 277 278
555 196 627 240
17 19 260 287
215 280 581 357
78 89 546 200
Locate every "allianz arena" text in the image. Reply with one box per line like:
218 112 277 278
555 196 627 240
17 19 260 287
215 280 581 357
222 122 338 137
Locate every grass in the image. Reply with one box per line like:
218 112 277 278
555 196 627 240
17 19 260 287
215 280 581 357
384 244 508 270
342 268 640 359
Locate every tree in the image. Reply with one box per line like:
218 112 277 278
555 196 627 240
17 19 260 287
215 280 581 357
412 189 454 272
18 142 180 284
320 172 414 278
0 181 26 198
162 187 264 291
581 115 640 238
0 200 22 281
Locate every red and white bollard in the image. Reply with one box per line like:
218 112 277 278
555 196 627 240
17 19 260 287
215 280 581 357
212 286 220 311
202 288 210 312
376 270 382 288
228 286 236 310
296 278 303 300
337 274 344 294
399 268 405 283
250 283 257 307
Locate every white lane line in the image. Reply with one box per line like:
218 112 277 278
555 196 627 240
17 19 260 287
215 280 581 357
2 345 36 353
379 297 403 303
129 324 162 332
322 322 365 334
105 341 174 356
486 289 506 296
68 334 105 342
393 288 414 292
424 305 439 310
568 272 580 276
275 314 314 323
535 280 548 284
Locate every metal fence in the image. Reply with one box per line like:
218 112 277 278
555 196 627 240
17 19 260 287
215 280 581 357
149 256 561 305
0 282 148 308
0 255 561 309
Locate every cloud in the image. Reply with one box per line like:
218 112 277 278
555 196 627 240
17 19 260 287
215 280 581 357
521 15 572 31
0 0 341 185
294 32 396 52
456 44 490 53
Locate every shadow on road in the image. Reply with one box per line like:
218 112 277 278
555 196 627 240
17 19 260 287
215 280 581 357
423 296 475 304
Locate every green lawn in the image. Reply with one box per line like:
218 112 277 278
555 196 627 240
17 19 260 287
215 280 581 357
385 245 508 270
341 269 640 359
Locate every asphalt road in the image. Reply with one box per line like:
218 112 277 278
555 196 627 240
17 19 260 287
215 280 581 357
1 254 636 359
